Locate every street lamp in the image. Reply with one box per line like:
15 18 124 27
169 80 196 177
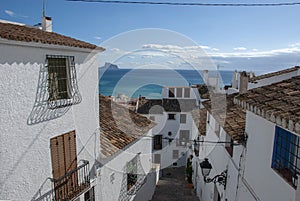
200 158 227 189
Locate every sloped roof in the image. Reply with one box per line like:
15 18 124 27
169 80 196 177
234 76 300 134
137 98 198 114
249 66 299 83
202 93 246 142
100 95 156 158
0 21 104 50
191 108 207 136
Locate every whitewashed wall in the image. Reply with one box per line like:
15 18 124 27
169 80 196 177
0 40 100 201
240 112 297 201
96 130 154 201
248 70 299 90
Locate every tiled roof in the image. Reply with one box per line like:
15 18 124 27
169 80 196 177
0 21 103 50
202 94 246 142
137 99 163 114
191 108 207 136
195 84 210 99
137 98 198 114
100 95 155 158
249 66 300 83
234 76 300 134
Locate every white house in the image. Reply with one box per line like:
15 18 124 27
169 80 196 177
192 67 300 201
0 19 104 201
137 86 199 169
98 95 158 201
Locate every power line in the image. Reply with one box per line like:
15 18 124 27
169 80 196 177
66 0 300 7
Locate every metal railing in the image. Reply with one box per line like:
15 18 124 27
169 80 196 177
32 160 90 201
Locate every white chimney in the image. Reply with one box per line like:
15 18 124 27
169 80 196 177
203 70 209 85
239 71 248 94
42 16 52 32
231 70 239 89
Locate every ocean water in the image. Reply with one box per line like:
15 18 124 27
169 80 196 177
99 69 234 99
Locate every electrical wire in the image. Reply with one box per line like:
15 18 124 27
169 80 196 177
66 0 300 7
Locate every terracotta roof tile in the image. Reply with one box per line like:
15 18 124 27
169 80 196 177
249 66 299 83
191 108 207 136
0 22 104 50
137 98 198 114
100 95 155 158
235 75 300 134
202 93 246 142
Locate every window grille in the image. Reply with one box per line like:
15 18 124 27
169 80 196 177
118 154 147 201
46 55 81 109
272 126 300 187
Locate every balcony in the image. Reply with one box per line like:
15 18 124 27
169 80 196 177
32 160 90 201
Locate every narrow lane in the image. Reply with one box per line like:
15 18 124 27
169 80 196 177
151 167 200 201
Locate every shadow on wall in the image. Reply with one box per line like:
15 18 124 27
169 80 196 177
27 57 81 125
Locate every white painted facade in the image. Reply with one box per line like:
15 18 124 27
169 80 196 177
96 130 158 201
145 86 199 169
0 38 101 201
194 91 300 201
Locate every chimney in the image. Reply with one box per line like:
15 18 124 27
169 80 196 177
231 70 239 89
42 16 52 32
239 71 248 94
203 70 209 85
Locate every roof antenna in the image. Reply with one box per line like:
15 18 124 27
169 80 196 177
42 0 46 17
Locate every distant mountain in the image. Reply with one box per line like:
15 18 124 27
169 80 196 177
99 62 119 70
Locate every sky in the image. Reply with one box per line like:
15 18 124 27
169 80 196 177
1 0 300 73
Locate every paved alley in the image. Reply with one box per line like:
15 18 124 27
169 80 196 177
151 167 199 201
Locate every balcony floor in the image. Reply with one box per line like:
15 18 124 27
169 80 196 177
151 167 200 201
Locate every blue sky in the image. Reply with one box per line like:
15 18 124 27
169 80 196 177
1 0 300 72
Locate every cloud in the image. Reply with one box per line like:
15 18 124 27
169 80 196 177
252 49 259 52
233 47 247 51
94 36 102 40
289 43 300 47
4 10 15 17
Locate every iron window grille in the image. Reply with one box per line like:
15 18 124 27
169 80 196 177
118 154 147 201
272 126 300 188
46 55 81 109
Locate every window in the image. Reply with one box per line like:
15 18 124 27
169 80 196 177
168 113 176 120
149 116 155 121
47 55 72 101
184 88 190 98
176 88 182 97
180 114 187 124
84 187 95 201
178 130 190 146
169 88 175 98
154 135 163 150
272 126 300 187
127 156 138 191
173 150 179 159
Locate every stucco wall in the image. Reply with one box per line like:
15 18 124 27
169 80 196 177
241 111 296 201
96 130 153 201
0 41 99 201
248 70 299 90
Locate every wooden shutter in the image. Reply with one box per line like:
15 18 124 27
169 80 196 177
50 130 78 200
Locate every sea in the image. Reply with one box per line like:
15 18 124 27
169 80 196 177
99 69 234 99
